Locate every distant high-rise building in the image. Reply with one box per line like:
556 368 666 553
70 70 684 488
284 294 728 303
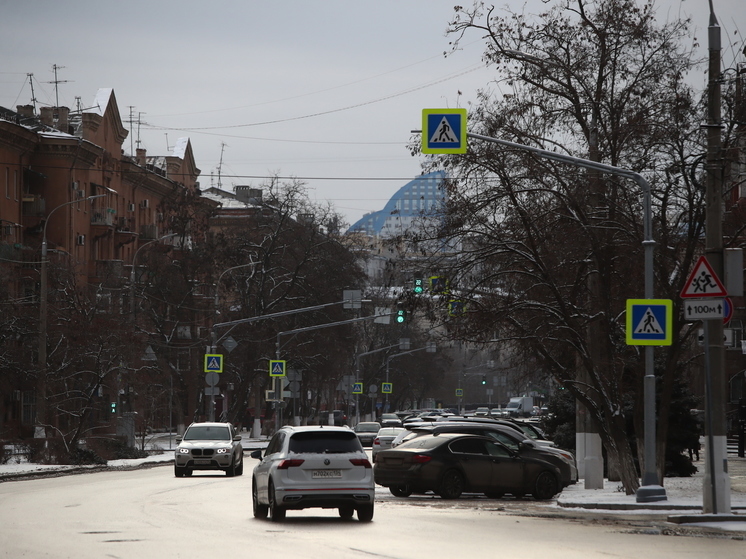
347 171 446 237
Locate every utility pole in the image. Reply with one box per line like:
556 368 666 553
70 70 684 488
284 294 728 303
702 2 731 514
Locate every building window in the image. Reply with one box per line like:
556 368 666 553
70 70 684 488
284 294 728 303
22 391 36 425
5 168 8 199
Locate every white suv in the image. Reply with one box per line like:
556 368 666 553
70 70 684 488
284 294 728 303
251 425 375 522
174 422 243 477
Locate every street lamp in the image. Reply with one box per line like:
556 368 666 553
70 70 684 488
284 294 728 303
129 233 179 315
37 194 106 436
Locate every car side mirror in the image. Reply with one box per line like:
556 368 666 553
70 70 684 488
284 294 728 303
250 449 263 459
233 435 242 441
175 436 182 443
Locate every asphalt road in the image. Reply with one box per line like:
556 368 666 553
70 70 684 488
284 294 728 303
1 458 745 559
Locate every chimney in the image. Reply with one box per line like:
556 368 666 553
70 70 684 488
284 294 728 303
56 106 69 133
235 185 263 205
40 106 54 126
136 148 147 166
16 105 34 118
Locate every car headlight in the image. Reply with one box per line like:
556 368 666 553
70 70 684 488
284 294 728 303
216 448 231 454
177 448 190 454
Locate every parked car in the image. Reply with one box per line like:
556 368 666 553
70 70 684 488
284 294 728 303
379 413 403 428
354 422 381 447
372 427 406 461
174 422 243 477
397 421 577 488
473 407 491 416
374 433 562 500
333 410 347 426
251 425 374 522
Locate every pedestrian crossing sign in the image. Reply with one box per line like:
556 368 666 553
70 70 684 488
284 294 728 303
626 299 673 346
204 354 223 373
382 382 393 394
352 382 363 395
269 360 286 377
422 108 467 154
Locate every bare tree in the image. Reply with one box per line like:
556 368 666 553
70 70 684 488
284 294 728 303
412 0 711 493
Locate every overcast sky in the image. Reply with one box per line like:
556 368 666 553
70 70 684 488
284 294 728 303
1 0 743 227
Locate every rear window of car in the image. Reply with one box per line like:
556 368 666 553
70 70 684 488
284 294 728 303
396 436 446 450
289 431 363 454
379 428 403 436
183 425 231 441
356 423 380 432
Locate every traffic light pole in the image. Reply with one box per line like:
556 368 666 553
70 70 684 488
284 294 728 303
385 343 436 412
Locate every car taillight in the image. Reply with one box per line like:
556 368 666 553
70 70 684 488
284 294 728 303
277 459 305 469
373 438 380 446
349 458 372 468
412 454 432 464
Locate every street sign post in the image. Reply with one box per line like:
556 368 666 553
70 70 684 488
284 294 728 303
269 360 286 377
422 109 467 154
684 299 725 321
626 299 673 346
680 255 728 298
204 354 223 373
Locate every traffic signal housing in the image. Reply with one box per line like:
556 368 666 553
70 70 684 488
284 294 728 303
481 375 486 385
396 307 407 323
413 277 424 294
110 401 117 414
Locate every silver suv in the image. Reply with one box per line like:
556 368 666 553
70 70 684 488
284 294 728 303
251 425 375 522
174 422 243 477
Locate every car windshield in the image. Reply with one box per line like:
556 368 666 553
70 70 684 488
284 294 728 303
183 425 231 441
289 431 362 453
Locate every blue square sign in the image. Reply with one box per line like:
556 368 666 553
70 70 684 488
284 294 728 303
626 299 673 346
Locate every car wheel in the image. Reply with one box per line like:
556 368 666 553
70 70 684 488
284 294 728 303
357 504 374 522
252 478 268 519
389 485 412 497
533 471 559 500
174 465 185 477
438 469 464 499
235 455 244 476
338 506 354 520
485 491 503 499
184 468 193 477
268 480 286 522
226 458 236 477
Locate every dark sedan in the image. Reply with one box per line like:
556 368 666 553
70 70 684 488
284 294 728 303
354 422 381 447
374 433 562 500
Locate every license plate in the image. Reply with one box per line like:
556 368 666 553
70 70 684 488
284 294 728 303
385 458 403 465
194 459 211 465
312 469 342 478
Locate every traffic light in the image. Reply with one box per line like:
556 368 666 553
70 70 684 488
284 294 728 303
481 375 486 385
413 277 424 294
396 308 407 323
110 401 117 414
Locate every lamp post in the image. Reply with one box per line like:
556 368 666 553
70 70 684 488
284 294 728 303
36 194 106 436
384 342 436 412
211 262 259 352
129 233 178 315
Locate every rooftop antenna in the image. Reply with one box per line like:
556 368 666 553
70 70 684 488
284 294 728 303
165 133 172 152
217 142 228 189
74 96 82 113
127 106 136 155
47 64 70 107
26 74 38 114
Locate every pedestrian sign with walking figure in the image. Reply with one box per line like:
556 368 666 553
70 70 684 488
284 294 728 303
269 360 286 377
422 109 467 154
626 299 673 346
680 255 727 298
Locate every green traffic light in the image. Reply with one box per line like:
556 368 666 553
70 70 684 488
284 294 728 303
396 309 406 323
413 278 424 294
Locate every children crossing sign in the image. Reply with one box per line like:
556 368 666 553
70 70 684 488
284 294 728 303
269 360 286 377
422 109 467 154
626 299 673 346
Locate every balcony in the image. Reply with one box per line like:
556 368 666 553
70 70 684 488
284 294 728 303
91 209 115 227
139 224 158 240
22 195 46 217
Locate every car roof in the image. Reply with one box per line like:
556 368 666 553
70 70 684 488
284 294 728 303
187 421 232 428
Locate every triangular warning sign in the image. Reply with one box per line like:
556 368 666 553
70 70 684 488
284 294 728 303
680 255 727 298
429 117 459 144
272 362 284 374
634 308 664 335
